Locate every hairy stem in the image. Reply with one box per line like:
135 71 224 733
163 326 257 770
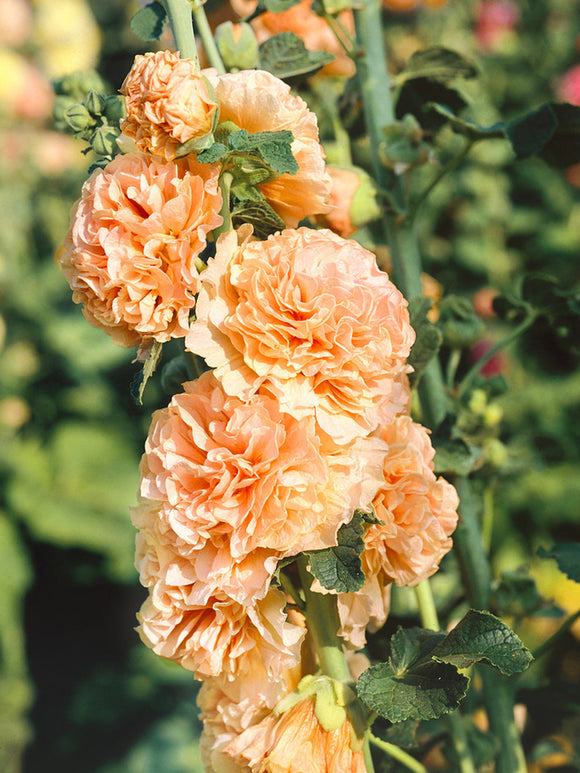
164 0 198 62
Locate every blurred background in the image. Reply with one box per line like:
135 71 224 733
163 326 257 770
0 0 579 771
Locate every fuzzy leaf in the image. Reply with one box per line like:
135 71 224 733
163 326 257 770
407 296 443 386
538 543 580 583
432 610 533 675
130 1 167 41
433 438 480 476
196 142 228 164
400 46 478 85
231 191 286 239
259 32 335 80
228 129 299 175
357 628 468 722
396 78 468 132
306 511 374 593
428 103 506 139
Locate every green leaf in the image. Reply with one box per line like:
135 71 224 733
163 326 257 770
228 129 299 176
196 142 228 164
130 1 167 41
432 610 533 675
437 295 485 349
506 102 580 167
396 78 468 132
433 437 480 476
399 46 478 85
258 32 335 81
357 627 468 722
306 510 375 593
407 296 443 386
428 103 506 140
538 543 580 583
130 340 163 406
231 191 286 239
493 569 544 617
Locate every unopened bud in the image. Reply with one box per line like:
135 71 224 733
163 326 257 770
215 22 259 72
103 94 126 126
91 125 119 157
84 89 106 116
63 103 94 134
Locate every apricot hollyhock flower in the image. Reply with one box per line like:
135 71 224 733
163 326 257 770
60 152 222 347
208 69 331 227
187 228 414 445
137 581 305 682
364 415 459 588
121 50 218 160
136 370 386 567
313 166 380 238
226 695 366 773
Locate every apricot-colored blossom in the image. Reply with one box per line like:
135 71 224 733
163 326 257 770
383 0 447 9
60 152 222 347
137 580 305 682
137 370 386 566
226 695 367 773
313 166 379 238
121 50 219 160
364 416 459 588
251 0 356 78
208 69 331 227
187 228 414 445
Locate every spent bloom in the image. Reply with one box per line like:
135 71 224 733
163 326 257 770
208 69 332 227
60 152 222 347
121 50 219 160
187 227 414 445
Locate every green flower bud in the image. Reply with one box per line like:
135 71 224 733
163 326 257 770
103 95 126 126
91 125 120 157
84 89 106 116
63 103 95 134
438 295 485 349
53 95 76 128
215 21 259 72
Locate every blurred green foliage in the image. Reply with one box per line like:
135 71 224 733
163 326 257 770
0 0 579 771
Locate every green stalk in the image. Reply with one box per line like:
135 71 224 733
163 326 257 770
164 0 198 62
191 1 226 74
297 556 351 682
369 733 427 773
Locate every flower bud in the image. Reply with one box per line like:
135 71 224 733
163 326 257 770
215 22 259 72
103 94 126 126
63 102 94 134
53 95 76 128
438 296 485 348
91 125 119 157
83 88 106 116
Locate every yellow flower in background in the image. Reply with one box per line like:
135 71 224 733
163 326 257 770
31 0 101 77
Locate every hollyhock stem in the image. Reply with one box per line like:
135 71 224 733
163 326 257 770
191 1 226 74
297 556 351 682
368 733 427 773
164 0 199 62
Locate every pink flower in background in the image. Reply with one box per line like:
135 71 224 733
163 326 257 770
558 64 580 106
475 0 520 51
60 152 222 347
187 227 414 445
121 50 218 159
208 69 332 227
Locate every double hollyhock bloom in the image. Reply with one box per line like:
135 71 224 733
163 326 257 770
60 152 223 347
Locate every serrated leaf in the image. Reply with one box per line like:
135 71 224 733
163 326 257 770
130 340 163 406
396 78 468 132
407 296 443 386
433 438 480 475
196 142 228 164
432 610 533 675
259 32 335 81
130 1 167 41
506 102 580 167
228 129 299 176
538 543 580 583
357 628 468 722
400 47 478 85
306 511 371 593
